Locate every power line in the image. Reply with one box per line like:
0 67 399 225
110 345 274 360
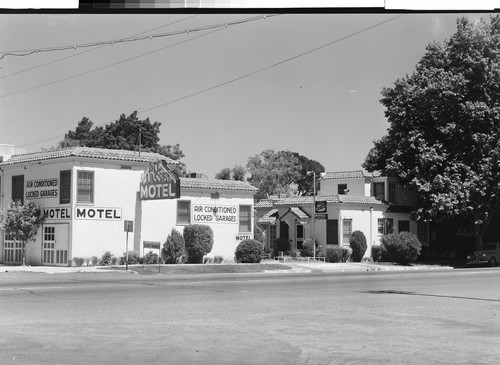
17 14 404 150
0 15 200 79
0 14 279 98
0 14 278 61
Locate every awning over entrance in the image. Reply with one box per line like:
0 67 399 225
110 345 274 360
257 209 279 225
279 207 310 222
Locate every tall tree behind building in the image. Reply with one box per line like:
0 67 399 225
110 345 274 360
363 16 500 250
57 111 185 171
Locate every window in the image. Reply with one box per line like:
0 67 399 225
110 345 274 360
77 171 94 203
342 219 352 245
60 170 71 204
378 218 394 234
398 220 410 232
327 219 339 245
12 175 24 204
239 205 252 232
177 200 191 225
417 221 429 245
373 182 385 201
269 225 277 249
338 184 348 195
389 182 397 204
296 224 304 250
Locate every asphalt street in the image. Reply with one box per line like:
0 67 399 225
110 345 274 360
0 268 499 364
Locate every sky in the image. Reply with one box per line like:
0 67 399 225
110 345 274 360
0 10 491 178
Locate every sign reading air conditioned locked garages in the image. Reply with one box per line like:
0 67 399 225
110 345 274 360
140 160 180 200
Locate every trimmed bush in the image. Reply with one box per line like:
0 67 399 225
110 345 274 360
214 255 224 264
100 251 115 266
289 249 301 258
381 232 422 265
341 246 352 262
326 248 343 263
235 239 263 263
73 257 84 267
349 230 367 262
183 224 214 264
372 245 383 262
301 239 320 257
143 250 159 264
162 228 185 264
120 251 140 265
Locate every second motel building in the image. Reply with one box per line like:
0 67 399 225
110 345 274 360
0 146 257 266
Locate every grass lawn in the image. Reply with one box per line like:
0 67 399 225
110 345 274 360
110 263 293 275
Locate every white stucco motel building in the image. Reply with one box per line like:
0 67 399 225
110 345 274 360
0 146 257 266
256 170 426 256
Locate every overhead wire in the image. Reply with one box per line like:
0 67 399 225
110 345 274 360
0 14 278 61
0 14 200 79
0 14 279 98
16 14 404 149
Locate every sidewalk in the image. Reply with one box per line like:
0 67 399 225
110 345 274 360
273 261 455 274
0 262 454 275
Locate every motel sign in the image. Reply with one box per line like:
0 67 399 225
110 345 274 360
139 160 180 200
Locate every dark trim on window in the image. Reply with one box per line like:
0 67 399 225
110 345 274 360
12 175 24 204
177 200 191 225
60 170 71 204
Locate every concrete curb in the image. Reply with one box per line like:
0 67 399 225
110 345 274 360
0 263 454 275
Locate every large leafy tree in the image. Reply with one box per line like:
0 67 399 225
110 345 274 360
214 165 246 181
0 200 44 265
57 111 185 165
247 149 323 200
363 16 500 249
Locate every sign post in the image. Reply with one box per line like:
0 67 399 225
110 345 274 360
124 220 133 270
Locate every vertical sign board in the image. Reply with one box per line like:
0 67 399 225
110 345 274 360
139 160 180 200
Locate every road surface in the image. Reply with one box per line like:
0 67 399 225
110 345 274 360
0 268 499 364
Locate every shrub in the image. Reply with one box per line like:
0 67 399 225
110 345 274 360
301 239 320 257
100 251 114 266
183 225 214 264
120 251 140 265
341 246 352 262
204 257 214 264
235 239 263 263
143 250 159 264
349 231 367 262
162 228 185 264
326 248 343 263
73 257 84 267
381 232 422 265
289 248 301 257
214 255 224 264
90 256 98 266
273 237 290 257
372 245 383 262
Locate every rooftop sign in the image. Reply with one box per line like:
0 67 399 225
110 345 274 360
140 160 180 200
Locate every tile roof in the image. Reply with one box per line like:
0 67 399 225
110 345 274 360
0 147 177 166
180 177 258 192
321 170 381 180
254 199 274 209
272 195 385 206
285 207 310 220
257 209 279 224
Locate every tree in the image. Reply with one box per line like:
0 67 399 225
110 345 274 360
57 111 185 166
0 200 44 265
214 165 246 181
363 16 500 250
162 228 185 264
291 153 325 196
246 149 302 200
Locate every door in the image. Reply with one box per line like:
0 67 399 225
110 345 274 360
296 224 304 250
42 224 69 266
342 219 352 245
327 219 339 245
